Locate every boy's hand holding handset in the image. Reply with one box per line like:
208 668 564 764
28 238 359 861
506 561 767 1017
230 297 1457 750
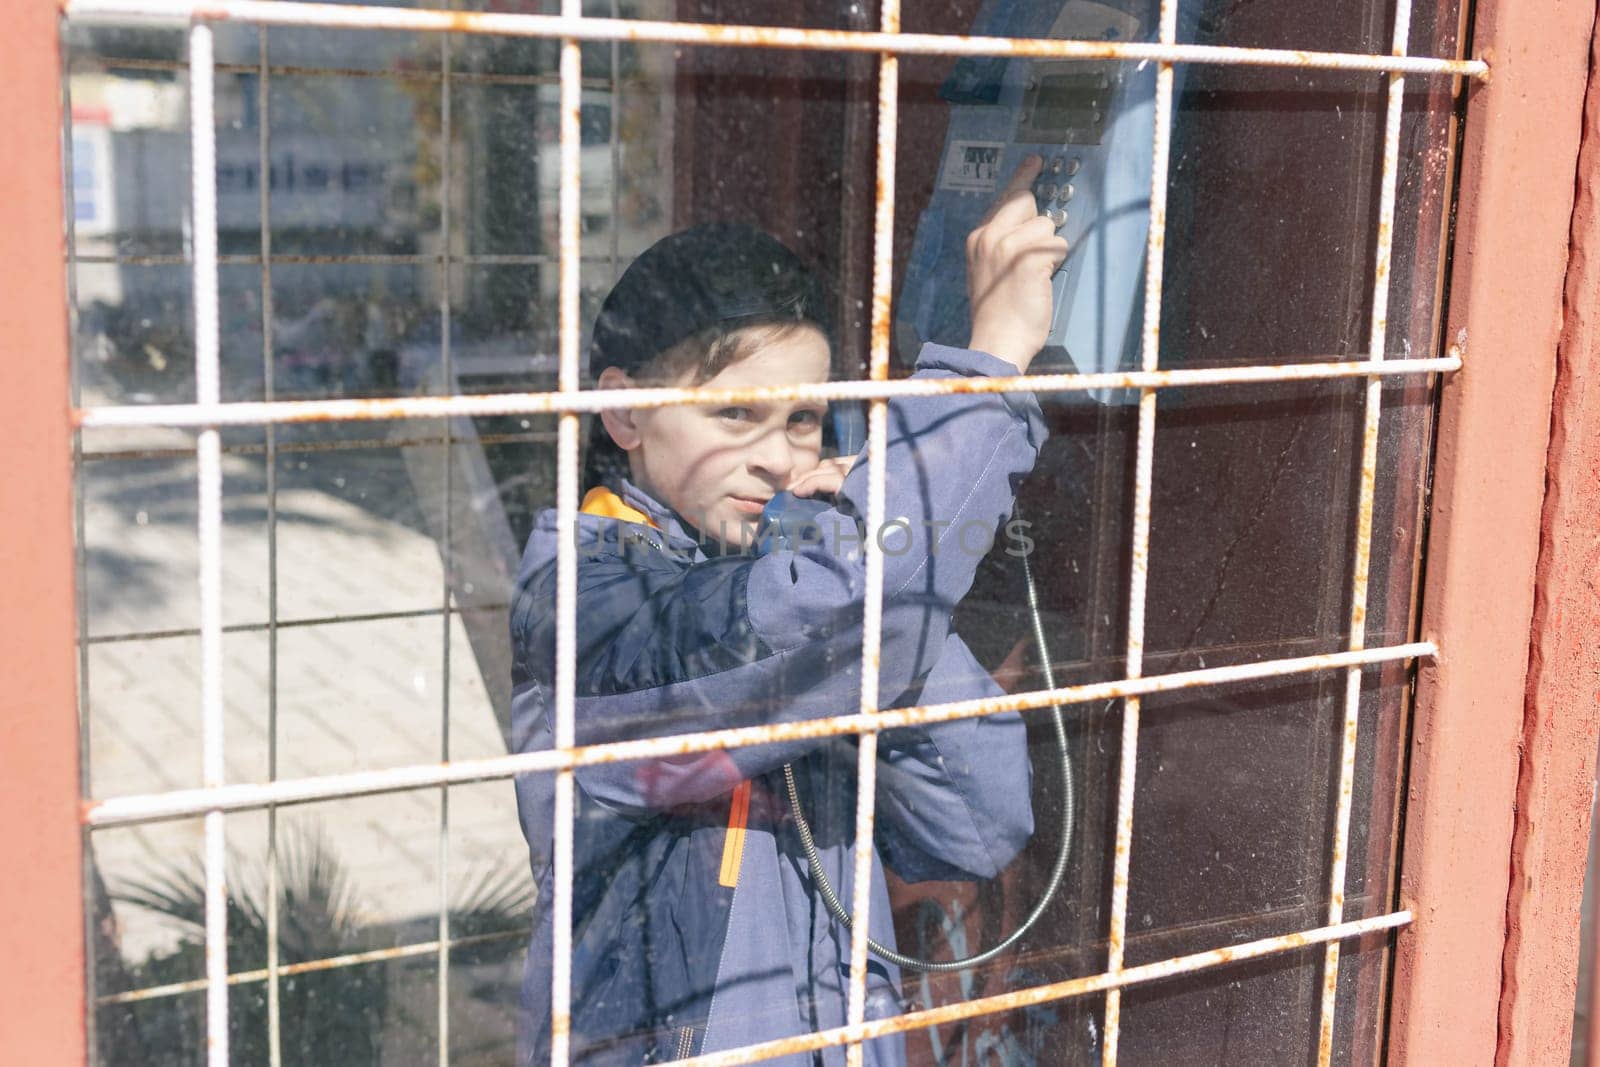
783 156 1065 502
965 154 1070 374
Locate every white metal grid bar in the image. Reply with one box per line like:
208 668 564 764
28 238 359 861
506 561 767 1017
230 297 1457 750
63 0 1486 79
96 929 528 1006
187 21 229 1067
72 354 1462 430
1100 0 1178 1059
679 911 1414 1067
257 27 285 1067
549 1 584 1060
74 251 623 266
84 641 1435 828
61 43 103 1063
437 24 456 1065
1316 3 1415 1060
93 910 1407 1036
843 5 899 1061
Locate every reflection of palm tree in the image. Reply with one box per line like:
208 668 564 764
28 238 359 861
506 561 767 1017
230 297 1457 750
102 828 533 1065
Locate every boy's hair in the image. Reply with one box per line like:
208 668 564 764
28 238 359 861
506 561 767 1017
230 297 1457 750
583 224 832 488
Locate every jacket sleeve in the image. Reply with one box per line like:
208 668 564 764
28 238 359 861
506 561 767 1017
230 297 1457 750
512 344 1046 815
872 636 1034 882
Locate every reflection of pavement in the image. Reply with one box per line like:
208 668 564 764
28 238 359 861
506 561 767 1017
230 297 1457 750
81 411 529 969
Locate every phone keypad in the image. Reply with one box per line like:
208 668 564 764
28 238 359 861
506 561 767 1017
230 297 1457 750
1030 154 1081 227
1034 157 1082 228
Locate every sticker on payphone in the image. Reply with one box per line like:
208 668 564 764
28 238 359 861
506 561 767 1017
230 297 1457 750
939 140 1006 193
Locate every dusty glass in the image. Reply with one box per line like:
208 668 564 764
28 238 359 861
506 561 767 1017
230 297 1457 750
70 0 1466 1063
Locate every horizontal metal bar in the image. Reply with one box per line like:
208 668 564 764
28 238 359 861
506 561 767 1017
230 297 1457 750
94 928 526 1006
83 641 1433 827
73 252 613 267
82 603 510 646
78 429 556 464
75 352 1463 430
676 910 1414 1067
64 0 1487 78
69 53 615 90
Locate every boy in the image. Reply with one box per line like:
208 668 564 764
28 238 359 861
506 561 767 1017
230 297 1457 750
512 157 1067 1065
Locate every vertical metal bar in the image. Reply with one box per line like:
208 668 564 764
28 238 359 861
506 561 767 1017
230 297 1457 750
550 1 583 1062
188 21 230 1067
62 44 100 1066
608 0 620 286
1316 3 1412 1062
844 4 897 1064
258 29 284 1067
437 23 455 1067
1100 1 1178 1062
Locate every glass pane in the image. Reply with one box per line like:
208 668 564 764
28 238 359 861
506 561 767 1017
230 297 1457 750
74 264 265 405
73 0 1466 1062
447 781 537 1065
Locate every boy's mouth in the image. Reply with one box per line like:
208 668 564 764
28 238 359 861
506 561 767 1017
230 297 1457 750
728 494 770 516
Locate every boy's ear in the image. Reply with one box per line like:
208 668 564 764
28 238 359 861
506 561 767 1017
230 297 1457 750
596 366 642 452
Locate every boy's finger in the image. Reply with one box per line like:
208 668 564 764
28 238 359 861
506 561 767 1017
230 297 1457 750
999 154 1043 199
989 159 1049 229
790 466 846 498
979 155 1043 226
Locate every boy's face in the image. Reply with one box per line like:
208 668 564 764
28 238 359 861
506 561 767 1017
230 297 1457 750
604 325 832 547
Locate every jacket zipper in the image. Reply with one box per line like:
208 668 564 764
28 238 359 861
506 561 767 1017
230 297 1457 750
700 827 744 1055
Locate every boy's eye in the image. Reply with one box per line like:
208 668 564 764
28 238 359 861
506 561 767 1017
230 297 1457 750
715 406 754 424
789 410 823 430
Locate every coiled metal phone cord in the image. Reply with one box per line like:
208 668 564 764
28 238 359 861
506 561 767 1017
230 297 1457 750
781 516 1075 973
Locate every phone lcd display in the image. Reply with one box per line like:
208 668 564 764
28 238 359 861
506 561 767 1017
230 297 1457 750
1021 71 1113 145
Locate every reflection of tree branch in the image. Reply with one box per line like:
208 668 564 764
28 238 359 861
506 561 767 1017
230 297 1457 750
105 826 534 1064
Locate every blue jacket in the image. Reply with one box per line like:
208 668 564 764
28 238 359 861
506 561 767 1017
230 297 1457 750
510 344 1046 1065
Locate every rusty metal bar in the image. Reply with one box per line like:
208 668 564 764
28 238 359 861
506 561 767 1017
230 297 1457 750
1316 2 1414 1062
84 604 510 646
1100 1 1178 1060
74 252 612 266
75 353 1462 430
92 909 1409 1048
63 0 1487 78
844 4 898 1061
77 430 558 464
95 928 527 1006
256 26 284 1067
83 642 1433 828
62 38 101 1066
67 52 615 89
548 2 583 1061
185 22 230 1067
435 25 455 1066
673 911 1414 1067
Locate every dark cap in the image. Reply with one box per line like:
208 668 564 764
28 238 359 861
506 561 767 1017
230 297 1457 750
588 222 831 379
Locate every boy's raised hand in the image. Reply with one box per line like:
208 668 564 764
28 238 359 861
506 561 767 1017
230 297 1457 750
966 155 1070 373
787 455 856 499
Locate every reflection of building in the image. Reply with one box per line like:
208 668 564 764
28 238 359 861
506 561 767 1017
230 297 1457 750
69 28 673 401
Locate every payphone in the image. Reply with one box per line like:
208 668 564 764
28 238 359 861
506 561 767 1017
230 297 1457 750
899 0 1188 399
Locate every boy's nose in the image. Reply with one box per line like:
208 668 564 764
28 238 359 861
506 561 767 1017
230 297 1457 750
748 429 797 483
